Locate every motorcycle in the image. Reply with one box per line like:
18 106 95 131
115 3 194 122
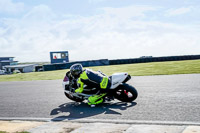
62 71 138 107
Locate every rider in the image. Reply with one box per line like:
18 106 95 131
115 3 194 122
69 63 111 105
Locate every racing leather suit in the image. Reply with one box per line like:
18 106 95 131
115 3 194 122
75 69 111 105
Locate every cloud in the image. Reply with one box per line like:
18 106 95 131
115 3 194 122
0 4 200 62
23 5 55 21
0 0 24 14
101 5 157 19
165 7 191 16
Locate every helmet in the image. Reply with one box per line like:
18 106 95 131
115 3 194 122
70 63 83 78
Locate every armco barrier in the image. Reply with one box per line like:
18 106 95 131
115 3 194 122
43 55 200 71
43 59 109 71
109 55 200 65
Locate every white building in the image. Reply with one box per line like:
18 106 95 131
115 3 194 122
4 64 35 73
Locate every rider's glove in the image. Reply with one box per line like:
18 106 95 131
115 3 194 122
75 88 83 93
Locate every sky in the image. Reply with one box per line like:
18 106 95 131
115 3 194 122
0 0 200 62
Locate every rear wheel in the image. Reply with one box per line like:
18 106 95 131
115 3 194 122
114 84 138 102
64 92 84 102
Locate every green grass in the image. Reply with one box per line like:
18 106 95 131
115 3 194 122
0 60 200 82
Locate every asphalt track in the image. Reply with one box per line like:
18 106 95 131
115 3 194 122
0 74 200 123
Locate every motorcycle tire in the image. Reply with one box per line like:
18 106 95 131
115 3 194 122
64 92 84 102
114 83 138 102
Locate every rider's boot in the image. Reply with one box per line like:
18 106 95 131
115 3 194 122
88 93 107 106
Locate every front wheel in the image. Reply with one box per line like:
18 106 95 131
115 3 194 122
114 84 138 102
64 92 84 102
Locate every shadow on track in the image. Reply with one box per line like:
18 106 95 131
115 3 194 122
50 102 137 121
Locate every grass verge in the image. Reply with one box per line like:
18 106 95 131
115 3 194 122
0 60 200 82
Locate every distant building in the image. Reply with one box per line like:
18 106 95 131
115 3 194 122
4 64 35 73
0 57 18 69
140 56 153 58
50 51 69 64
